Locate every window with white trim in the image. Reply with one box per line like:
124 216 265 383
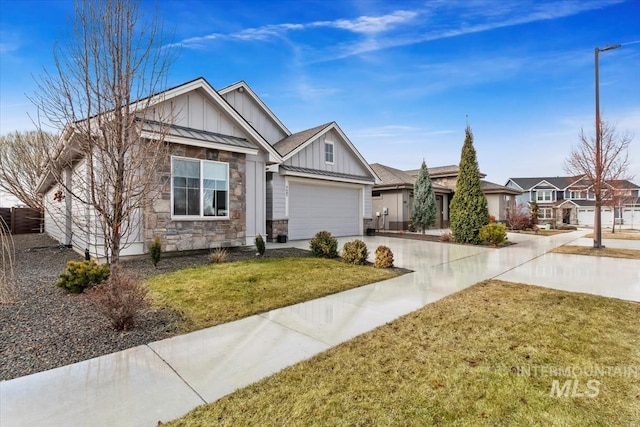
172 157 229 218
325 142 334 164
569 190 587 200
538 208 553 219
536 190 553 202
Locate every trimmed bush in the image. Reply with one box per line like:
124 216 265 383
56 260 110 293
149 236 162 267
210 247 228 264
86 267 148 331
374 245 394 268
255 234 266 256
342 240 369 265
479 223 507 246
309 231 338 258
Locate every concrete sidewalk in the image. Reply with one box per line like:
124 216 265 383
2 230 638 427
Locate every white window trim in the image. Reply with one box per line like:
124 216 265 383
170 155 230 220
538 207 553 219
325 141 334 165
536 190 554 202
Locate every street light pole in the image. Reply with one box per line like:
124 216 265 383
594 43 621 249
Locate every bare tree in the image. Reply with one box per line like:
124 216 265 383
565 119 633 248
0 216 16 304
0 130 56 209
31 0 176 264
603 184 637 234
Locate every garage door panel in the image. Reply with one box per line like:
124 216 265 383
289 183 360 240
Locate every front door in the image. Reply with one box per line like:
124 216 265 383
562 208 572 224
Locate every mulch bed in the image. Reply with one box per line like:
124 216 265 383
375 231 515 247
0 234 309 381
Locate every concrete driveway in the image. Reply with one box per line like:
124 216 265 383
2 230 638 427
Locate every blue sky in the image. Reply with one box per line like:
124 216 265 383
1 0 639 188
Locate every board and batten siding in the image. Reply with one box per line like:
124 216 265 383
245 152 267 244
43 187 66 244
157 92 243 139
268 172 287 220
363 185 372 219
285 129 370 177
221 90 288 145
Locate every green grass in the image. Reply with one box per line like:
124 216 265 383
147 257 399 332
551 245 640 260
164 280 640 426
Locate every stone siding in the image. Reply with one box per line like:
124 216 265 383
266 219 288 242
144 145 246 253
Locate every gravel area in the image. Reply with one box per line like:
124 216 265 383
0 234 309 381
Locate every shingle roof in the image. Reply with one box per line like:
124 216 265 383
370 163 415 186
406 164 487 179
272 122 333 156
480 180 522 195
370 163 450 192
507 176 582 190
280 165 373 182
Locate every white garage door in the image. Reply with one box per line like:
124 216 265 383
289 182 361 240
578 209 594 226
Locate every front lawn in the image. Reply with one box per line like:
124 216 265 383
165 280 640 426
147 257 400 332
551 245 640 260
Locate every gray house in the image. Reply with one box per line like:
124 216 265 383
506 176 640 228
38 78 380 258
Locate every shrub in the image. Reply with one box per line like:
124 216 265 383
439 231 454 242
506 202 532 231
374 245 394 268
309 231 338 258
479 223 507 246
255 234 266 256
209 247 228 264
149 236 162 267
342 240 369 265
56 260 110 293
86 267 148 331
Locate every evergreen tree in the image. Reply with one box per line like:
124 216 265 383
449 126 489 244
411 159 436 233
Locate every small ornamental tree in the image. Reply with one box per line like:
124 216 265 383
411 159 437 233
449 126 489 244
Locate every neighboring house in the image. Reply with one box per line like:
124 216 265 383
371 163 519 231
505 176 640 228
38 77 379 258
406 165 520 224
370 163 451 230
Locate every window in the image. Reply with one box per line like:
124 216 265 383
536 190 553 202
538 208 553 219
372 190 382 198
325 142 334 164
172 157 229 218
569 190 586 200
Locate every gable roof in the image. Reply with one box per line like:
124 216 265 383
507 176 582 190
507 176 640 191
272 123 332 157
274 122 381 184
139 77 284 162
218 80 291 137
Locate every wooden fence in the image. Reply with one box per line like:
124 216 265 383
0 207 43 234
